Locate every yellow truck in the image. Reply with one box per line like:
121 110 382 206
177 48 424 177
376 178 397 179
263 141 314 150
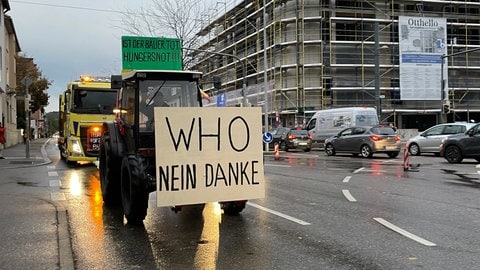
58 75 119 165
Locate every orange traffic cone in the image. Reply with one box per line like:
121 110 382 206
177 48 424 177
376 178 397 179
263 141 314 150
274 143 280 160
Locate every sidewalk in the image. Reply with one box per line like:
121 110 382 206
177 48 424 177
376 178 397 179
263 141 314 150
0 138 51 168
0 138 74 270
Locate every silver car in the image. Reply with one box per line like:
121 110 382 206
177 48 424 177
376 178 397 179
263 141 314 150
325 126 401 158
407 122 477 156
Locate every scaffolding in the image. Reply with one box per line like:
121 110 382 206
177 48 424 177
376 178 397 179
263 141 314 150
192 0 480 128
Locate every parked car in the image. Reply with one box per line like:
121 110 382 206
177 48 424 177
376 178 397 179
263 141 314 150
324 126 401 158
269 127 291 149
407 122 477 156
283 129 312 152
440 123 480 163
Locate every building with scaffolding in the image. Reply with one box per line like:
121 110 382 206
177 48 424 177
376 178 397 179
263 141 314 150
191 0 480 130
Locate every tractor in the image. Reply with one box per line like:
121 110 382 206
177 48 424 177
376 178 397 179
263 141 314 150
99 70 246 224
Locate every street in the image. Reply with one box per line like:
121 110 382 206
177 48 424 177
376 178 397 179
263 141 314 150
1 139 480 269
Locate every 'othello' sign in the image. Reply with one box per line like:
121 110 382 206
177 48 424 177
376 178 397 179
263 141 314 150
154 107 265 207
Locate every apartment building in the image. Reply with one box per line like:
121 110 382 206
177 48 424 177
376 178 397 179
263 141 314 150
191 0 480 129
0 0 22 146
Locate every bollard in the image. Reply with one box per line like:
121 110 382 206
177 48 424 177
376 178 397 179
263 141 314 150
274 143 280 160
403 143 409 171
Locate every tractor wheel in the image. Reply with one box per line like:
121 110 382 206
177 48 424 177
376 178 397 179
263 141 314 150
221 200 247 215
121 154 149 224
99 136 121 206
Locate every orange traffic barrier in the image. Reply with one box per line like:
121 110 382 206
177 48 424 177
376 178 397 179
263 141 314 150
274 143 280 160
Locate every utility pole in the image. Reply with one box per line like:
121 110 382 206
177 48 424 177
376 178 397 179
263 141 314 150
374 22 381 118
263 0 269 151
21 77 31 158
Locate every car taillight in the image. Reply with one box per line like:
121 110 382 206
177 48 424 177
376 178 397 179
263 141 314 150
395 135 401 141
288 135 296 140
307 134 312 140
370 135 381 141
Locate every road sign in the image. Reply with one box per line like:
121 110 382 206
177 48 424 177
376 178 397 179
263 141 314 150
262 132 273 143
121 36 183 71
217 93 226 107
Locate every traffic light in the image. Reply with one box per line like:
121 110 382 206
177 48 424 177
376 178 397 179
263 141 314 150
443 103 450 114
213 76 222 90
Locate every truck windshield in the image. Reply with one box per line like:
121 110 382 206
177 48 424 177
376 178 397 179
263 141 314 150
72 88 117 114
138 79 199 132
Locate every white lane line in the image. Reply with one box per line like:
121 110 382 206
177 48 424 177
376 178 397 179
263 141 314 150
247 202 311 225
353 167 364 174
342 190 357 202
47 165 56 170
49 180 61 187
476 164 480 168
48 171 58 177
264 164 291 167
373 218 436 247
342 176 351 183
51 192 66 201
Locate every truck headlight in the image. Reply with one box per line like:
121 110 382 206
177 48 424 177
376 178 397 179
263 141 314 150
72 140 82 154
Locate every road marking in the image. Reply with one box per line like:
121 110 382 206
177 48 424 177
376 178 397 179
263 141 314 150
47 165 56 170
353 167 364 174
342 190 357 202
51 192 66 201
247 202 311 225
264 164 291 167
49 180 61 187
48 171 58 177
373 218 436 246
342 176 351 183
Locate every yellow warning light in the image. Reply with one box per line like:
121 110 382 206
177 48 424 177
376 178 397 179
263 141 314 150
80 75 93 83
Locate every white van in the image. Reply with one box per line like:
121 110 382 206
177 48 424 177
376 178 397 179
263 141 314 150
305 107 379 148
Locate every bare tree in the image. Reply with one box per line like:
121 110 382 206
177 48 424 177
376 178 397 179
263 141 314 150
120 0 209 69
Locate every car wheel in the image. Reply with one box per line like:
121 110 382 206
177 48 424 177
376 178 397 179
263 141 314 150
325 143 335 156
360 144 373 158
444 145 463 163
387 152 399 158
408 143 420 156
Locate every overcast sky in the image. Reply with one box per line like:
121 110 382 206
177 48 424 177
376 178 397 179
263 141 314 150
8 0 139 112
9 0 234 112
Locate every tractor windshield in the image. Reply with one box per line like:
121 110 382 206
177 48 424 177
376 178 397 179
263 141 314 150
138 79 200 132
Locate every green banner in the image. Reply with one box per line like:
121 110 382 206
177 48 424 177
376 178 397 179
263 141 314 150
122 36 182 71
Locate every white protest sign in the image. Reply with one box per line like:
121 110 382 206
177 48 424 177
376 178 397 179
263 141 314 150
154 107 265 207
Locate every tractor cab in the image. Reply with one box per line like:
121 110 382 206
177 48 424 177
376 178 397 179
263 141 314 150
111 70 203 152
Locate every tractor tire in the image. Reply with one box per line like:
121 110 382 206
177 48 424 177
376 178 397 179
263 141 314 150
221 200 247 216
99 136 122 206
121 154 149 224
